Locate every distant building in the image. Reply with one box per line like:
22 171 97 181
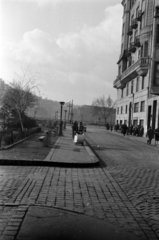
73 105 116 125
113 0 159 135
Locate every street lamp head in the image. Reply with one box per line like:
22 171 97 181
59 101 65 106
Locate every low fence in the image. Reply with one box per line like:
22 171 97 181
0 127 41 148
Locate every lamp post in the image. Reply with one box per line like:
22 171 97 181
59 102 65 136
64 110 67 129
56 111 58 120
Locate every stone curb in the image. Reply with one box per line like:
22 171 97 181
84 137 107 167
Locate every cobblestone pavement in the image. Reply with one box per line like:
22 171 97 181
0 127 159 240
85 126 159 240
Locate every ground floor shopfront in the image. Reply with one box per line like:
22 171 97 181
116 93 159 136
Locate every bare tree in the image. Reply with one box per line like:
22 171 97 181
1 65 39 132
92 95 116 126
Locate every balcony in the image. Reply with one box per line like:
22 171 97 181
134 37 141 47
131 19 138 29
128 43 136 53
136 10 143 21
127 26 133 36
151 86 159 95
113 75 125 89
114 57 149 88
125 49 131 57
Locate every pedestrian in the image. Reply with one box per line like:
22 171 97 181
121 123 127 136
154 127 159 146
146 126 154 145
79 122 84 134
72 121 78 139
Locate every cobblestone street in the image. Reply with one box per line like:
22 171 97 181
0 126 159 240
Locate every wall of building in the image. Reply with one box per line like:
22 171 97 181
114 0 159 136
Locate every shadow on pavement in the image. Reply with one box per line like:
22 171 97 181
16 206 140 240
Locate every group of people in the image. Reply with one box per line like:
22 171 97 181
114 123 159 145
114 123 144 137
72 121 84 139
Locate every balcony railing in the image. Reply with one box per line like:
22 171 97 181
129 43 136 53
114 57 149 89
136 10 143 21
121 57 149 83
113 75 126 89
125 49 131 57
134 37 141 47
127 26 133 36
131 19 138 29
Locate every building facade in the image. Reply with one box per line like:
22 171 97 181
114 0 159 135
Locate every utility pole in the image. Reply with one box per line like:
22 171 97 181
71 100 73 124
68 102 71 123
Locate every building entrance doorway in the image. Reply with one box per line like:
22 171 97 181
147 105 152 130
152 100 157 131
128 102 132 126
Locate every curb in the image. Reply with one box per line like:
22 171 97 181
0 158 99 167
84 138 106 167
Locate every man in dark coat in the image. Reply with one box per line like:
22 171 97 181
121 123 127 136
154 127 159 146
146 126 154 145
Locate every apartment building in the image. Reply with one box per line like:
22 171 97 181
113 0 159 135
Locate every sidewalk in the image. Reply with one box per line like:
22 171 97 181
0 126 153 240
0 126 99 166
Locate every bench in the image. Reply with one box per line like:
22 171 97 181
38 136 46 141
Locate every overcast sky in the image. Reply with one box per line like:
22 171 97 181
0 0 122 105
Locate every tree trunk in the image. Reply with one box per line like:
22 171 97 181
17 109 24 132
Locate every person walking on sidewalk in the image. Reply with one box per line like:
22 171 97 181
72 121 78 139
146 126 154 145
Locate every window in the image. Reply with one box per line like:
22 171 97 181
126 83 129 96
140 101 145 112
121 106 123 114
141 0 145 29
136 6 139 18
144 41 148 57
136 77 139 92
121 89 124 98
154 62 159 85
117 107 119 115
131 80 134 94
118 65 121 75
140 119 144 126
133 119 138 126
125 105 128 114
121 43 123 53
134 102 139 112
141 76 144 89
122 23 125 35
156 25 159 46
